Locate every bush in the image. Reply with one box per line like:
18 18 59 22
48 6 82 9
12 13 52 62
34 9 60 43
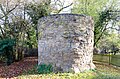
37 64 53 74
0 38 16 65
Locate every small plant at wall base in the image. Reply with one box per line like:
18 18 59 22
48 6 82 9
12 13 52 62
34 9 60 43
22 64 53 74
37 64 53 74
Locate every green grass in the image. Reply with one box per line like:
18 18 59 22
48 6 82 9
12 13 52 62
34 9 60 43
19 71 96 79
93 54 120 66
18 63 120 79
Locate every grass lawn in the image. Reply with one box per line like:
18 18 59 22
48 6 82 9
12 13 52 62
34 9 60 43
18 62 120 79
93 54 120 66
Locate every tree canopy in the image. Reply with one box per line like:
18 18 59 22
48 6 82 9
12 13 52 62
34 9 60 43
72 0 120 46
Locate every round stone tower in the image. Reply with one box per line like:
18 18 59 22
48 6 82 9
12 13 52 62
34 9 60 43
38 14 95 73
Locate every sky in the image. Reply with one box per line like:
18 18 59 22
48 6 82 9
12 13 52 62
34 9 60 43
0 0 120 34
0 0 74 13
51 0 74 13
0 0 74 24
27 0 74 13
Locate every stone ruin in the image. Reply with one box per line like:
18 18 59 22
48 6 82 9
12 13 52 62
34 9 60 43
38 14 95 73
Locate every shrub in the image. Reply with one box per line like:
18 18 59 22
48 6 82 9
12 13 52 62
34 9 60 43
0 38 16 65
37 64 53 74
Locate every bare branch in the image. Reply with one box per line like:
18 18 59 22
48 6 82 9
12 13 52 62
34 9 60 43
0 4 18 19
0 4 6 15
106 27 120 31
57 3 73 13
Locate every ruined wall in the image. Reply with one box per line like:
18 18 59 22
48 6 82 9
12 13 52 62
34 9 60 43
38 14 95 73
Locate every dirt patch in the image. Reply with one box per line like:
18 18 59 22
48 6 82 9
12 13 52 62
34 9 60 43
0 57 38 78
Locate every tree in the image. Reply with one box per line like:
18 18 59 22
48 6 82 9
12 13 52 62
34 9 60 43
72 0 120 46
0 0 52 63
51 0 73 13
98 30 120 55
0 0 34 62
94 8 116 46
72 0 108 17
25 1 51 40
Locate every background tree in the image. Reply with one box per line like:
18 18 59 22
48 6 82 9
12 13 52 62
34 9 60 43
0 0 52 63
25 1 51 41
51 0 73 14
72 0 120 47
98 28 120 54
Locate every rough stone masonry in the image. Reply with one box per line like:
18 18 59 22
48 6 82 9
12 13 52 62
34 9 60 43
38 14 95 73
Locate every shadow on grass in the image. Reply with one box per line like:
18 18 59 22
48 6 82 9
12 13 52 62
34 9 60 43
19 64 120 79
1 60 119 79
93 69 120 79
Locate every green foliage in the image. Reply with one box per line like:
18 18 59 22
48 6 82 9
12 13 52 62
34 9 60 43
72 0 108 19
37 64 53 74
24 64 53 74
0 55 6 62
25 26 37 48
25 2 50 41
0 38 16 65
94 9 114 46
72 0 119 46
97 31 120 54
72 0 108 46
25 2 50 25
0 38 16 54
0 1 51 62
